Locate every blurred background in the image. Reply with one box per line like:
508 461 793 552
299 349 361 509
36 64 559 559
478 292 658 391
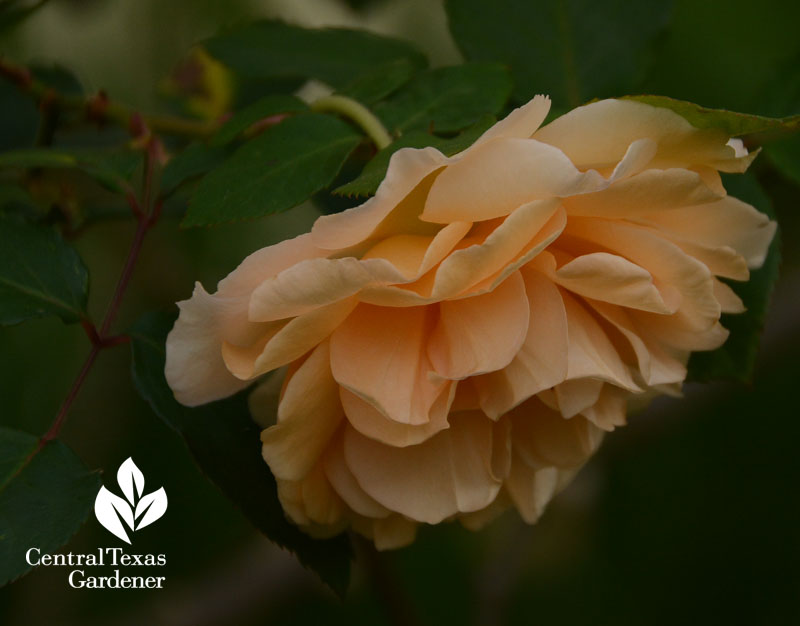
0 0 798 624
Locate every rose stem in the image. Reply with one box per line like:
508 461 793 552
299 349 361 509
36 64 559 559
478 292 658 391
310 95 393 149
33 130 162 459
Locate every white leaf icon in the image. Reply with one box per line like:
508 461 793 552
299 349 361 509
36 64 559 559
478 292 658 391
117 457 145 505
94 486 135 544
135 487 168 530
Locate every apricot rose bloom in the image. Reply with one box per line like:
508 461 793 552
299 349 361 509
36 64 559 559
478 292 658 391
165 96 776 549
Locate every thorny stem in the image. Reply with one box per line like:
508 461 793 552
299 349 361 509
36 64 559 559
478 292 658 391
311 95 393 149
31 130 163 455
0 56 218 139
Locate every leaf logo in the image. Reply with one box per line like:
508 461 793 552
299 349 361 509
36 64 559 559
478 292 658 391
94 458 167 544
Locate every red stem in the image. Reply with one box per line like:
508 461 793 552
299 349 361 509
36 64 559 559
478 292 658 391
31 134 161 451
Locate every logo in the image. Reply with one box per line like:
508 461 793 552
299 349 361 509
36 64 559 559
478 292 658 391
94 458 168 544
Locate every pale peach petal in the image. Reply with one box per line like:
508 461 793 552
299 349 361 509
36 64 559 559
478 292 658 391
635 196 777 269
217 233 328 295
428 271 529 379
553 252 676 314
579 384 629 431
564 168 722 219
223 296 358 378
509 398 604 469
422 138 606 223
276 465 346 530
260 342 343 482
633 311 730 351
559 290 640 391
330 304 445 425
566 218 721 333
340 384 455 447
505 459 561 524
323 433 390 519
554 378 604 418
588 300 688 386
248 256 407 322
165 283 264 406
533 99 748 172
312 147 450 250
429 199 562 299
474 269 569 419
343 412 502 523
470 94 551 146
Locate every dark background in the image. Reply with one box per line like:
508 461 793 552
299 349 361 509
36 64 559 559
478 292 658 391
1 0 798 624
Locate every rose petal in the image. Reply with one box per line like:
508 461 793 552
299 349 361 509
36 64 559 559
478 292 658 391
422 138 606 223
343 412 502 523
260 342 343 482
428 271 529 379
330 304 445 425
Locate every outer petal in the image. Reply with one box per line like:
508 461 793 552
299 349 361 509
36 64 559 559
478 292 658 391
311 147 450 250
422 138 606 223
166 283 264 406
634 196 777 269
533 99 749 172
343 412 502 523
260 342 343 482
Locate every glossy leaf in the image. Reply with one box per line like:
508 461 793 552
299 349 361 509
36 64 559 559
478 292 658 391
335 115 495 198
210 94 308 146
0 214 89 325
160 142 229 196
338 58 418 105
445 0 672 107
185 113 361 227
128 312 352 596
0 428 101 586
204 19 427 89
374 62 512 133
687 173 781 382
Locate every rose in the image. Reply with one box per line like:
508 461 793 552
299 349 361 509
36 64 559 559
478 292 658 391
165 96 776 548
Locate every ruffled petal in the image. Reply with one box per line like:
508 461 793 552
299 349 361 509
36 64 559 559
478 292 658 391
330 304 445 425
260 342 343 481
422 138 606 223
428 271 529 379
343 412 502 523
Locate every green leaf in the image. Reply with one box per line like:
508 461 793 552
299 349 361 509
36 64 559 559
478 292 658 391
0 214 89 325
335 114 495 198
185 113 361 227
687 173 781 382
374 63 512 134
445 0 672 107
338 58 418 105
160 142 229 196
623 95 800 137
128 312 352 596
0 428 101 586
204 19 427 89
210 95 308 146
0 149 78 169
